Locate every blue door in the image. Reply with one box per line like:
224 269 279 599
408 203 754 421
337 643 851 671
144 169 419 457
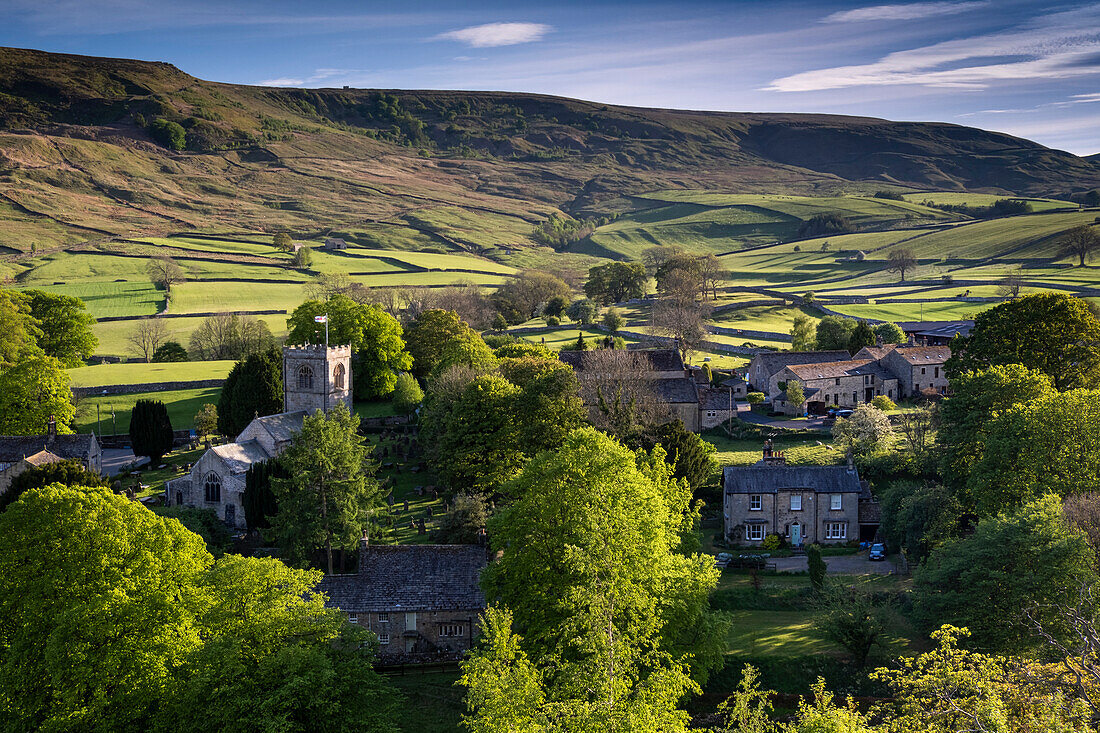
791 524 802 547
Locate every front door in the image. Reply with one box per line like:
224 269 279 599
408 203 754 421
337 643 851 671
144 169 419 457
791 524 802 547
864 387 874 402
224 503 235 526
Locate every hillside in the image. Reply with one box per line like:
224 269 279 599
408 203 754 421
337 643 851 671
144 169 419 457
1 46 1098 258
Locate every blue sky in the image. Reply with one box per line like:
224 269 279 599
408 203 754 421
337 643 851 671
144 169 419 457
2 0 1099 154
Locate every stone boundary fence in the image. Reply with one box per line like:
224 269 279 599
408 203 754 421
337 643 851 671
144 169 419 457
707 325 792 343
97 308 288 323
73 378 225 398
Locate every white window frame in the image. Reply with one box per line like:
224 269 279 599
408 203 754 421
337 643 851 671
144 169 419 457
745 524 765 541
377 633 390 645
830 494 842 510
790 495 802 511
377 613 389 623
749 494 762 511
825 522 847 540
349 613 358 625
440 624 465 637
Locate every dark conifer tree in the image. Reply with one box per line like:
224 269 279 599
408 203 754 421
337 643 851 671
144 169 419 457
129 399 174 465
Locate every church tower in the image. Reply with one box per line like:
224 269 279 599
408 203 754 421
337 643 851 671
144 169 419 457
282 345 353 414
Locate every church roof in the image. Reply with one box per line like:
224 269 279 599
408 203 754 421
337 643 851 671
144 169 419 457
211 439 272 474
238 411 307 444
318 545 488 613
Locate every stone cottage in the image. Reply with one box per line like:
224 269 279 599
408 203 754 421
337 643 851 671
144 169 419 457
319 540 488 663
771 359 900 415
0 419 102 498
746 350 851 393
166 345 352 529
724 450 863 547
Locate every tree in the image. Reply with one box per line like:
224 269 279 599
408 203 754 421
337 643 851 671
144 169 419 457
808 544 827 592
790 314 816 351
655 253 705 301
937 364 1056 495
148 117 186 150
493 271 571 323
652 297 709 362
832 403 892 454
130 399 174 465
189 313 274 361
945 293 1100 390
193 403 218 438
874 321 905 344
128 317 169 362
641 244 685 276
969 389 1100 515
565 298 598 325
471 429 722 728
636 419 718 491
0 356 74 435
697 254 725 301
272 232 293 251
896 404 934 464
392 372 424 413
0 485 398 733
785 379 805 411
0 290 44 369
270 403 382 574
602 307 624 333
293 245 313 269
146 255 185 294
848 320 876 354
814 585 892 668
1060 224 1100 266
542 294 567 319
403 309 493 379
287 295 412 399
915 495 1097 652
582 349 673 441
564 331 588 351
152 340 188 362
583 261 647 305
19 289 97 367
217 348 283 437
887 248 918 282
814 316 857 351
997 268 1025 298
711 665 776 733
880 481 961 564
1 458 107 511
434 492 490 544
243 457 285 531
796 213 854 238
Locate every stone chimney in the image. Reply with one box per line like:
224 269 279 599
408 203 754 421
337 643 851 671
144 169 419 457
46 415 57 443
360 528 369 551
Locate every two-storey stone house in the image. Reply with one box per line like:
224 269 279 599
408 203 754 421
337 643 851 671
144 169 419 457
770 359 900 414
746 350 851 393
723 452 863 547
871 345 951 398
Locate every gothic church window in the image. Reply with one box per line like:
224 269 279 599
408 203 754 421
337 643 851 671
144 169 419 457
297 365 314 390
333 362 345 390
204 472 221 503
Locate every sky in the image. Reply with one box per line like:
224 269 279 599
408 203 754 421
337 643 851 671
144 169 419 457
2 0 1099 155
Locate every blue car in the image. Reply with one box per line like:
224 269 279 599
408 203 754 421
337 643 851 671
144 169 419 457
868 543 887 561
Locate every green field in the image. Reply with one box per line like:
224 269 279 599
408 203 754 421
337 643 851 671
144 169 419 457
74 387 221 434
711 305 820 334
902 192 1077 211
15 281 164 318
92 314 289 358
67 360 235 387
830 300 997 322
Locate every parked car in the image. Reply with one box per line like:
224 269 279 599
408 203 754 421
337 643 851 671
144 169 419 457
831 408 854 419
735 553 771 569
868 543 887 561
714 552 733 569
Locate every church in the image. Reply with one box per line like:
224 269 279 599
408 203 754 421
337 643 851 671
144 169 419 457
165 345 352 529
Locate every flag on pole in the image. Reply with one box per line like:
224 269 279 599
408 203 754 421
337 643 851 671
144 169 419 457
314 315 328 323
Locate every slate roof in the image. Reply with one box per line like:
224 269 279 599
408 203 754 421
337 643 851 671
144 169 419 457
0 434 97 464
652 377 699 404
889 346 951 364
23 449 64 467
786 359 872 380
720 375 747 387
701 388 736 410
750 350 852 376
895 320 973 335
211 439 272 474
559 348 685 373
318 545 488 613
724 464 863 494
854 345 896 361
240 411 307 444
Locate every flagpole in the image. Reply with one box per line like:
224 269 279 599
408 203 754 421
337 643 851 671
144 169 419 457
325 315 329 348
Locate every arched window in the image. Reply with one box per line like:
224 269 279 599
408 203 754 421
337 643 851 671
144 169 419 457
204 472 221 503
297 365 314 390
333 362 346 390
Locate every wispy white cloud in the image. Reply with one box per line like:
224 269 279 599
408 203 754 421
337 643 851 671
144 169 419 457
434 22 550 48
823 1 988 24
258 77 305 87
769 6 1100 91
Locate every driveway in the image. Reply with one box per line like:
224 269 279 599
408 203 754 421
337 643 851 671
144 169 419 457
102 448 148 477
736 403 831 431
772 552 896 575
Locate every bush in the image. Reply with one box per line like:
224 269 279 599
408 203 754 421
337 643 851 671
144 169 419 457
871 395 896 411
147 118 186 150
391 372 424 414
761 533 781 551
482 333 515 349
152 341 188 362
545 315 560 327
746 392 765 405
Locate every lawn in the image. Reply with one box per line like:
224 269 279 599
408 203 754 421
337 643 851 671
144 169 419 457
711 305 820 334
726 609 835 656
704 432 841 468
902 192 1077 211
829 299 996 322
74 386 221 434
67 360 235 387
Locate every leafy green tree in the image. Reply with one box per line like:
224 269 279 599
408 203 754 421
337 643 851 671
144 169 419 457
151 506 234 556
542 294 567 319
498 357 585 452
832 404 892 454
937 364 1055 496
565 298 598 325
808 544 827 592
472 429 721 730
391 372 424 414
969 389 1100 515
491 311 508 331
880 482 961 564
946 293 1100 390
193 402 218 438
796 213 854 238
814 316 857 350
403 309 493 378
786 380 805 410
217 348 283 437
287 295 412 398
636 419 718 492
292 245 313 269
814 585 892 668
0 289 44 368
148 117 186 150
272 232 293 251
270 403 381 574
18 290 97 367
712 665 776 733
460 607 548 733
915 495 1097 652
433 492 490 544
0 356 74 435
790 314 816 351
152 341 188 362
130 398 174 465
848 320 876 355
1 458 107 511
494 341 554 359
874 321 906 344
602 307 625 333
583 261 647 304
492 271 571 323
242 457 286 531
